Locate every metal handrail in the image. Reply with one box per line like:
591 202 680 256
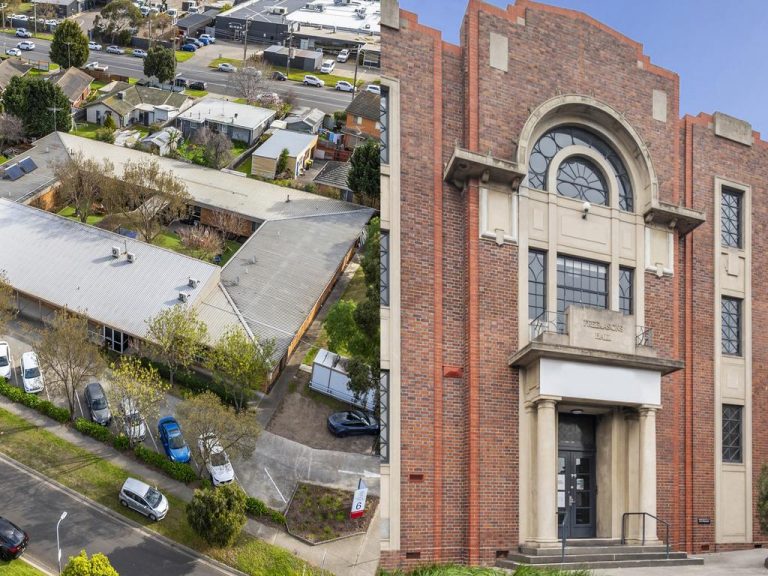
620 512 670 559
636 325 654 347
560 508 569 563
530 310 568 341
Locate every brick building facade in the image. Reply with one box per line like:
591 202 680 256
380 0 768 569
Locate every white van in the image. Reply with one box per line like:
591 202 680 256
20 352 43 393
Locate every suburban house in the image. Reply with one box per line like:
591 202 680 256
138 127 182 156
32 0 80 18
343 90 380 147
0 132 373 383
282 106 325 134
250 129 318 179
313 160 352 202
85 82 192 128
175 98 276 145
54 67 93 108
0 59 32 95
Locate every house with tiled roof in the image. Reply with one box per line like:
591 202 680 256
313 160 353 201
84 83 192 128
0 59 32 94
54 67 94 108
343 90 380 147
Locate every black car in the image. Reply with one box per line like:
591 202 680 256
174 77 188 88
84 382 112 426
327 410 379 437
189 80 207 90
0 517 28 561
272 71 287 81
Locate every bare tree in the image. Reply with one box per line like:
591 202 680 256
54 152 114 224
0 113 24 149
209 210 244 242
33 310 106 420
117 157 190 243
228 60 272 105
0 271 16 337
177 225 224 260
192 126 232 168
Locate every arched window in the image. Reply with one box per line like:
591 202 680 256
527 126 633 211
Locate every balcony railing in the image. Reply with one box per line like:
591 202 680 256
636 325 653 347
529 310 567 341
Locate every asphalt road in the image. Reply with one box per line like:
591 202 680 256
0 32 356 113
0 455 234 576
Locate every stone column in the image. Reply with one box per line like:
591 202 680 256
535 398 558 544
638 406 658 543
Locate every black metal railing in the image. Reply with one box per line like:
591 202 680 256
636 325 654 347
560 508 569 563
530 310 568 341
620 512 669 559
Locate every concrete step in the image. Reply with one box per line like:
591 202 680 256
497 557 705 570
520 544 669 556
564 538 624 547
507 551 689 564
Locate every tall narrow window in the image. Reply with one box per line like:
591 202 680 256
722 404 743 463
619 268 634 316
528 250 546 321
721 297 742 355
556 255 608 327
380 230 390 306
380 85 389 165
379 371 389 463
721 187 742 248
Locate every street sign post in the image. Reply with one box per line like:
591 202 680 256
350 478 368 519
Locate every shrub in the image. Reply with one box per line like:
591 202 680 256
74 417 113 442
144 358 233 406
38 400 70 423
94 128 115 143
102 114 116 130
0 380 72 421
245 496 286 525
187 485 247 546
134 444 196 483
112 434 131 451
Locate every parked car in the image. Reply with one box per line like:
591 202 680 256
88 41 102 51
272 71 287 81
132 48 148 58
119 397 146 442
166 7 177 17
173 76 188 87
0 341 11 380
319 59 335 73
327 410 380 437
184 37 203 47
44 19 58 27
15 28 31 38
0 517 28 561
365 84 380 95
20 351 43 394
303 74 324 87
16 41 35 51
12 14 28 21
217 62 237 73
180 43 197 52
337 48 350 62
158 416 191 463
84 382 111 426
335 80 354 92
139 6 150 16
119 478 168 521
84 61 108 71
198 433 234 486
188 80 207 90
199 34 215 44
106 45 125 54
5 48 21 57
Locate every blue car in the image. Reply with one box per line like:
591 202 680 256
158 416 191 463
180 43 197 52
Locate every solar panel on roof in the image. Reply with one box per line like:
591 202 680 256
3 164 23 181
19 157 38 174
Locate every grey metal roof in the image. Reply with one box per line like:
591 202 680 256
252 129 317 159
220 210 373 362
0 200 221 339
176 10 217 29
177 98 275 131
196 283 249 343
0 132 68 204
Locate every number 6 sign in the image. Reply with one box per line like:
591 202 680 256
350 478 368 519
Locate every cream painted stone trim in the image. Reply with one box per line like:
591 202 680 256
714 176 752 544
379 75 401 552
534 397 560 544
643 227 674 276
479 185 518 244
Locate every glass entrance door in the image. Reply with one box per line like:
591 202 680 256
558 450 596 538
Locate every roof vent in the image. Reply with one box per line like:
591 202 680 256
178 291 190 303
126 252 136 263
188 277 200 288
111 246 121 258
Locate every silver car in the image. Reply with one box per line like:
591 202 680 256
119 478 168 521
84 382 111 426
119 397 146 441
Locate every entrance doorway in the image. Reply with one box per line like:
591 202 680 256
558 413 597 538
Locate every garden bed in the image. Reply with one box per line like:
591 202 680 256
285 482 378 544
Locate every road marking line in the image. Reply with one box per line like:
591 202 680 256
264 466 287 504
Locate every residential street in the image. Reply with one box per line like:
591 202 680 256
0 455 235 576
0 32 360 112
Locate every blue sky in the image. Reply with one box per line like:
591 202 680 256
398 0 768 135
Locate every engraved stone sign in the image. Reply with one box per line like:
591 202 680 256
567 306 636 355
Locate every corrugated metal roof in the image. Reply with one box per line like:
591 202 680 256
0 132 66 203
177 98 275 131
253 129 317 159
220 210 373 361
0 200 220 338
196 283 249 343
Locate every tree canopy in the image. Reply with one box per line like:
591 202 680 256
1 76 71 137
144 45 176 84
186 485 247 546
54 152 114 224
144 304 207 385
0 271 16 338
347 139 380 208
96 0 142 44
50 19 89 68
62 550 119 576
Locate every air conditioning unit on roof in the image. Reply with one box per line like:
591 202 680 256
126 252 137 263
111 246 121 258
178 291 190 303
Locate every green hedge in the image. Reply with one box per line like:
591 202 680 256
245 496 286 526
74 417 112 442
0 379 70 422
134 444 196 484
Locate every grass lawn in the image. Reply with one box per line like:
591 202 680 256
57 205 105 226
287 70 355 87
152 230 241 266
183 88 208 98
0 408 331 576
0 559 46 576
175 50 194 63
232 139 248 156
208 57 242 69
70 122 102 139
0 156 7 164
380 567 590 576
236 156 252 175
90 79 109 91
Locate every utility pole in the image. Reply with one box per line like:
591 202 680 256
33 2 37 34
284 25 293 77
47 105 63 134
241 15 252 66
351 41 361 100
0 4 6 30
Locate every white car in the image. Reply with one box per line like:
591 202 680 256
0 342 11 380
199 33 215 43
337 48 349 62
319 59 335 73
84 61 108 71
217 62 237 73
5 48 22 57
365 84 381 95
106 45 125 54
132 48 148 58
335 80 354 92
303 74 324 87
139 6 150 16
88 41 102 51
12 14 28 21
198 433 234 486
119 397 146 442
45 19 58 26
16 41 35 51
15 28 31 38
20 351 43 394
